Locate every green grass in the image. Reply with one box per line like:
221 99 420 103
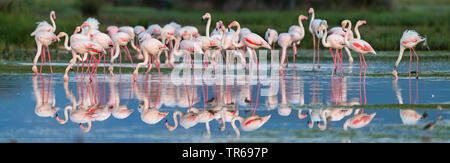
0 1 449 61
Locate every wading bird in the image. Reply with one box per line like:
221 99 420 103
393 30 427 79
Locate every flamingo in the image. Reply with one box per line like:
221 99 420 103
119 26 141 62
134 25 146 59
30 10 56 36
228 21 271 79
195 13 221 71
91 31 114 76
265 28 278 50
343 112 376 131
58 32 105 82
169 36 204 70
329 20 367 65
147 24 162 39
393 30 427 79
133 38 168 81
31 31 59 75
277 33 293 74
107 26 133 77
160 23 178 67
218 22 246 70
319 22 346 76
287 14 308 67
343 20 376 105
81 17 100 37
308 8 328 70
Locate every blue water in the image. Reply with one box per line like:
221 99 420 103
0 65 449 142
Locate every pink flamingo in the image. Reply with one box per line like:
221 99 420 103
58 32 105 82
277 33 293 75
319 22 345 76
170 36 204 70
32 31 59 75
107 26 133 77
343 20 376 105
30 10 56 37
195 13 220 71
218 22 246 70
119 26 141 63
133 38 168 81
287 14 308 67
265 28 278 50
228 21 271 79
147 24 162 39
91 31 114 77
160 23 178 67
393 30 427 79
329 20 366 65
308 8 327 70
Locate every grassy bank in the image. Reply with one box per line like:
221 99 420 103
0 1 448 61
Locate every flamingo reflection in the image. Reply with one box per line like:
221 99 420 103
33 75 59 118
393 79 425 125
230 78 271 139
134 74 167 125
55 82 95 132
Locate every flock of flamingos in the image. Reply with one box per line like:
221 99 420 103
30 8 429 137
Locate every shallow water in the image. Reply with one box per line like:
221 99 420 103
0 63 449 142
1 50 450 142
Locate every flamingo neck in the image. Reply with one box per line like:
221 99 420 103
61 33 71 51
231 24 241 48
321 27 330 47
205 17 211 37
309 12 315 31
167 111 182 130
393 80 403 104
354 23 362 40
175 37 185 57
231 116 243 138
344 21 352 46
57 106 72 124
50 13 56 32
299 17 305 39
220 27 226 49
394 46 406 71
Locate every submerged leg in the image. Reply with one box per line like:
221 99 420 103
412 47 419 79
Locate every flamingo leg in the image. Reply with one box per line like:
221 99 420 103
362 54 367 105
40 45 46 74
330 48 336 74
312 34 316 70
119 46 122 75
340 49 344 76
359 54 362 105
409 48 412 79
293 42 297 69
317 37 321 69
124 46 135 67
252 48 260 82
412 47 419 79
46 45 53 75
